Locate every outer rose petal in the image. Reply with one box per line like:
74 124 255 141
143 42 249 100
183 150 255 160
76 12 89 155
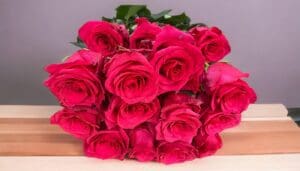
193 132 222 157
157 141 197 164
206 62 249 90
84 129 129 160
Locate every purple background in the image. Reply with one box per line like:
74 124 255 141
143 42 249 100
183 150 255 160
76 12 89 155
0 0 299 107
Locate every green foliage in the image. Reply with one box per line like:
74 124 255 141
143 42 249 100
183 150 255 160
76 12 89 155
70 37 86 48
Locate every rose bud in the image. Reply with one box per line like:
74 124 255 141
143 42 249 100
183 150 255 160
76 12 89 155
130 17 161 50
105 51 159 104
128 124 156 162
50 108 101 140
84 129 129 160
44 52 105 108
105 97 160 129
193 131 222 157
78 21 128 56
157 141 197 164
189 26 231 62
155 105 201 143
206 62 249 90
211 80 257 114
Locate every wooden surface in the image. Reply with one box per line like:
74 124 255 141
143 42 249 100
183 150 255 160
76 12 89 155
0 104 299 156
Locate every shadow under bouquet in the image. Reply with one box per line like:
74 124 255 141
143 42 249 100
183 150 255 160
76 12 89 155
44 4 256 164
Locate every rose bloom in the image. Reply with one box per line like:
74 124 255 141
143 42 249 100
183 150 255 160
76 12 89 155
206 62 249 90
130 17 161 49
155 105 201 143
157 141 197 164
84 129 129 160
128 124 156 162
189 26 230 62
105 51 159 104
79 21 128 56
105 97 160 129
44 52 105 108
201 110 241 135
50 108 100 139
211 80 257 114
193 131 222 157
151 44 204 93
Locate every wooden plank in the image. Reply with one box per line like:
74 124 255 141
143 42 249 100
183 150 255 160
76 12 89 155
1 154 300 171
0 104 299 156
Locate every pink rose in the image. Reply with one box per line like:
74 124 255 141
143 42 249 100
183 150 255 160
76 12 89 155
160 92 202 113
50 108 100 139
201 110 241 135
44 53 105 108
84 129 129 160
150 44 205 94
130 18 161 49
206 62 249 90
189 26 230 62
78 21 128 56
156 105 201 143
157 141 197 164
105 97 160 129
153 25 194 51
105 51 158 104
211 80 257 114
193 131 222 157
128 124 156 162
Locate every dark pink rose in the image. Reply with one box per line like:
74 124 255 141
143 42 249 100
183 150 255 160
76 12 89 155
150 44 205 94
201 110 241 135
50 108 100 139
206 62 249 90
160 92 202 113
84 129 129 160
128 124 156 162
44 56 105 108
105 51 158 104
153 25 194 51
189 26 230 62
130 18 161 49
78 21 128 56
157 141 197 164
156 105 201 143
211 80 257 114
193 131 222 157
105 97 160 129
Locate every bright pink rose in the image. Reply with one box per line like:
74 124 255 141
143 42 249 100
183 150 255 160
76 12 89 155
105 51 158 104
193 131 222 157
78 21 128 56
153 25 194 51
201 110 241 135
206 62 249 90
84 129 129 160
211 80 257 114
157 141 197 164
50 108 100 139
189 26 230 62
156 105 201 143
105 97 160 129
150 44 205 94
128 124 156 162
45 56 105 108
65 49 103 66
130 18 161 49
160 92 202 113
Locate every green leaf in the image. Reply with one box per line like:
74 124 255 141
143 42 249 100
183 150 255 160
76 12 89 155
116 5 148 20
151 9 172 20
70 37 86 48
189 23 207 29
102 16 114 22
158 12 191 30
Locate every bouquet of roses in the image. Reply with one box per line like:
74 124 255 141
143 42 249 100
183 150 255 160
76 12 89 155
45 5 256 164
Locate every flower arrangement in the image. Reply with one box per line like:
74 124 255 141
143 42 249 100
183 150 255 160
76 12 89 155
45 5 256 164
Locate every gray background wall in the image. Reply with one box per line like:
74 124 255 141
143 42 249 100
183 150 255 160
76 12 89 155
0 0 299 107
